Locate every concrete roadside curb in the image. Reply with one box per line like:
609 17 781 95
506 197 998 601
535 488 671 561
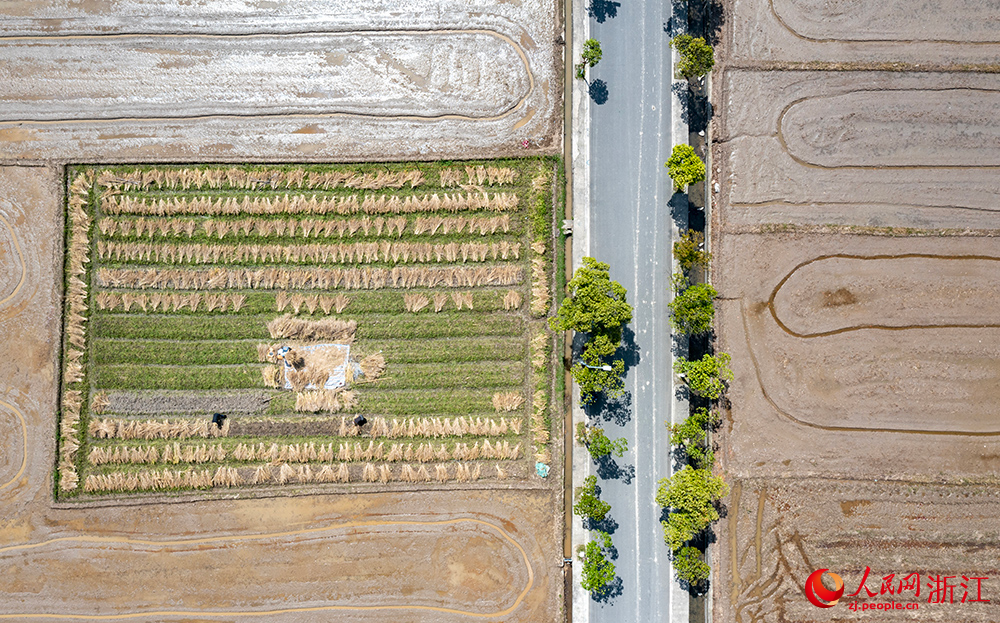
569 0 591 618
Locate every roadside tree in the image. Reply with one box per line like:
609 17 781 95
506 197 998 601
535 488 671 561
665 144 706 193
673 230 712 272
671 35 715 79
576 423 629 459
656 465 729 549
668 280 717 336
673 352 733 400
575 38 604 80
574 475 612 522
579 531 617 596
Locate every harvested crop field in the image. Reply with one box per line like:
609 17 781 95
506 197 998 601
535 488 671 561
712 0 1000 620
0 162 564 621
57 161 560 497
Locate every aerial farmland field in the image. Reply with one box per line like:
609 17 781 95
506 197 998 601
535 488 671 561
57 161 559 497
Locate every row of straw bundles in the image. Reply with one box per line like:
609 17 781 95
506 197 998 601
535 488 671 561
95 292 246 313
439 166 518 187
96 265 524 291
97 168 424 191
89 418 230 440
104 192 519 217
99 216 408 240
59 173 94 492
80 461 509 492
96 240 523 265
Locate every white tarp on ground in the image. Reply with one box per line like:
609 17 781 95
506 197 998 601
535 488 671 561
281 343 350 391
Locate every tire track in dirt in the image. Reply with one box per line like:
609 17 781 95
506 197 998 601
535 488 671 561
0 29 535 125
0 213 25 311
768 0 1000 44
775 89 1000 170
0 517 534 620
0 398 27 493
740 297 1000 436
766 253 1000 338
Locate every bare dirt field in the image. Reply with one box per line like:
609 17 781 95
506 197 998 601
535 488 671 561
713 0 1000 620
0 0 565 620
0 0 562 162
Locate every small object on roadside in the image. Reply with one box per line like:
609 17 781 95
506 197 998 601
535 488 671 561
353 415 368 428
535 462 550 478
211 413 227 429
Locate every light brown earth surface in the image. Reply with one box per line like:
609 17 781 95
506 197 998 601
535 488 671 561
713 0 1000 620
0 170 563 622
0 0 565 619
0 0 562 162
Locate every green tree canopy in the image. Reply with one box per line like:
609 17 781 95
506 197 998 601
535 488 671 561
668 280 717 336
574 475 612 521
573 345 626 404
673 352 733 400
667 407 720 469
671 35 715 79
673 546 711 584
550 257 633 341
656 465 729 549
665 144 706 193
576 423 628 459
576 38 604 80
673 230 712 272
579 531 617 595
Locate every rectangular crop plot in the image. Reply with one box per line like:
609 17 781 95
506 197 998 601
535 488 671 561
57 161 558 497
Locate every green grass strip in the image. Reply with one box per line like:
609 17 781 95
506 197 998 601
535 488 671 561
92 340 257 366
355 336 525 363
94 364 264 390
354 313 524 339
93 312 523 341
93 314 271 340
352 389 496 415
371 361 523 390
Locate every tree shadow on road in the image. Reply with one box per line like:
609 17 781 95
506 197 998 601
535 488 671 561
591 576 625 604
670 82 713 134
584 514 620 536
584 391 632 427
589 79 609 105
595 453 635 484
619 325 641 374
588 0 621 23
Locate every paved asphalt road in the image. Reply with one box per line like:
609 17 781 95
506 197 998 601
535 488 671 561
586 0 677 621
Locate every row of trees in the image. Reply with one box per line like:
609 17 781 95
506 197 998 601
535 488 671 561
659 223 731 586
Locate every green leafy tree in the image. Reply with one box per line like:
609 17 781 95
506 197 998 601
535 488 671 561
673 352 733 400
665 144 706 193
575 39 604 80
673 546 711 584
551 257 633 341
671 35 715 79
579 531 617 595
668 280 717 335
573 348 626 405
576 423 628 459
673 230 711 272
656 465 729 549
667 407 720 469
573 475 611 522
